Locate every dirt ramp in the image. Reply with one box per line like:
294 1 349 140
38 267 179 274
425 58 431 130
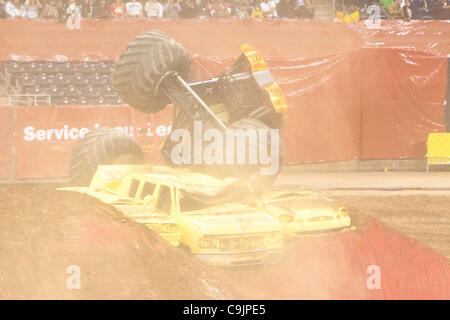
0 186 236 299
260 217 450 299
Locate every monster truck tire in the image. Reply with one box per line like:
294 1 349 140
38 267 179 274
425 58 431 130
69 128 145 186
112 30 191 113
203 117 285 193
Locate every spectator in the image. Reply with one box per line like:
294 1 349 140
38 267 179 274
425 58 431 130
5 0 26 17
260 0 278 18
93 0 110 17
411 0 430 17
403 0 413 19
163 0 181 18
388 0 404 18
294 0 313 18
380 0 394 10
110 0 127 17
278 0 296 18
180 0 196 17
432 0 450 19
228 0 240 15
145 0 163 18
234 3 249 18
210 0 230 17
65 0 81 17
336 4 360 22
126 0 143 16
250 4 263 18
80 0 92 17
40 0 63 18
24 0 42 18
0 0 6 18
196 0 211 18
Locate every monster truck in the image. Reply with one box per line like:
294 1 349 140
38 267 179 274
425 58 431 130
63 164 284 267
69 31 287 191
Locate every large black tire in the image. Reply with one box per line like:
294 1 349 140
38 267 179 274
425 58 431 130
112 30 191 113
202 117 285 193
69 128 145 186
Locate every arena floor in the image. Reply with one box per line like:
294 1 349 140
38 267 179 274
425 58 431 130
0 170 448 299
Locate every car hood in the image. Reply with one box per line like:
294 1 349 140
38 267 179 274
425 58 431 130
264 195 342 212
180 204 281 235
115 204 176 225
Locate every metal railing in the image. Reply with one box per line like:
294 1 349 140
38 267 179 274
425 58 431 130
7 94 51 107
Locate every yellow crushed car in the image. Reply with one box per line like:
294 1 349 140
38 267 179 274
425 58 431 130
62 177 182 247
62 165 284 267
258 188 352 237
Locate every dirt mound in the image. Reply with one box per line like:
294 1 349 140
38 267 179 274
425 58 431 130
0 185 237 299
331 193 450 259
219 214 450 300
263 217 450 299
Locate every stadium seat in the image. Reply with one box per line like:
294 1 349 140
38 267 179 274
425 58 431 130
71 74 89 87
81 86 99 97
24 62 43 74
49 85 64 97
425 133 450 172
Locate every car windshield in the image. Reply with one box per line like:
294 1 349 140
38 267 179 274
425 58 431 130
179 184 253 213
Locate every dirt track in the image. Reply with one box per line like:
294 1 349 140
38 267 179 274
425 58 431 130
0 185 238 299
217 191 450 299
0 185 449 299
328 191 450 260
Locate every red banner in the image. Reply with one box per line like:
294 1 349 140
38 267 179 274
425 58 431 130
361 48 447 159
15 106 172 179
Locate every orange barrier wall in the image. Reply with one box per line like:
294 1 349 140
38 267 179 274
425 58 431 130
0 108 13 180
361 48 447 159
0 19 364 61
0 20 448 179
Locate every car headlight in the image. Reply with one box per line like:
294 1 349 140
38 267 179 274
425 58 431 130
161 224 178 233
339 207 349 217
279 213 294 223
199 236 217 249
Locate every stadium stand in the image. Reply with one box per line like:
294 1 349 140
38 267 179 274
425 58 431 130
0 61 123 106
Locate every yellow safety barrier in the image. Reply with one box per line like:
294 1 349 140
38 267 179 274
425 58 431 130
425 133 450 172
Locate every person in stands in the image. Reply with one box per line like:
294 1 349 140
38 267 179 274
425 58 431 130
5 0 26 18
388 0 404 18
145 0 164 18
40 0 63 18
260 0 278 17
180 0 197 18
251 4 263 18
24 0 42 18
163 0 181 18
294 0 313 18
125 0 143 17
80 0 93 17
110 0 127 17
93 0 110 17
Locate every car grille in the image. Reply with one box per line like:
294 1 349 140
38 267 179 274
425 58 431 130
307 216 333 222
218 236 265 252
